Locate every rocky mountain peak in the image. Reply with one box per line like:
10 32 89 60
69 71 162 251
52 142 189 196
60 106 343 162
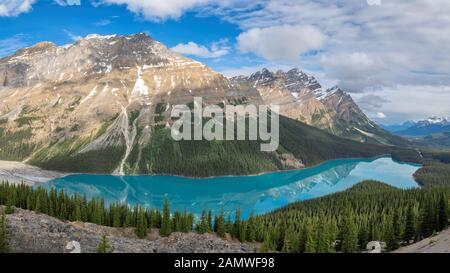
246 68 275 86
417 116 450 126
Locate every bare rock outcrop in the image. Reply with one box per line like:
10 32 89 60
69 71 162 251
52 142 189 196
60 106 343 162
4 207 258 253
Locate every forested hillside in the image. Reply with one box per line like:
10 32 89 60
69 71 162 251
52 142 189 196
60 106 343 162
1 180 449 253
25 116 389 177
249 181 449 252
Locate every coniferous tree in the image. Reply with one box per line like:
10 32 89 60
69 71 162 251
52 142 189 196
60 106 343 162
207 210 213 232
316 218 332 253
5 190 15 214
0 212 10 253
438 193 449 230
282 233 293 253
384 215 398 251
233 208 241 239
97 235 113 253
404 204 417 243
197 209 213 234
160 198 172 237
225 215 233 235
340 211 359 253
421 199 435 238
216 209 225 238
304 221 317 253
246 213 256 242
135 209 148 238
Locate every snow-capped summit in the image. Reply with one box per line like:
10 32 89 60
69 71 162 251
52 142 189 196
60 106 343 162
417 116 449 126
314 85 340 101
386 115 450 136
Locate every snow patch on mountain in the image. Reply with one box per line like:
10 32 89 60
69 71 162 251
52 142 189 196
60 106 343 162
131 66 149 97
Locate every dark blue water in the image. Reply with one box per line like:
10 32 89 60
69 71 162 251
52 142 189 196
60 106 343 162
41 157 420 219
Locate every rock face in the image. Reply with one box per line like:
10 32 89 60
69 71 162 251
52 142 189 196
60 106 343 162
393 227 450 253
4 207 257 253
231 69 402 145
0 33 259 174
232 68 336 132
0 33 404 176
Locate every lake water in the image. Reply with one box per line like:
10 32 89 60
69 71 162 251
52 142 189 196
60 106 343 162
41 157 421 219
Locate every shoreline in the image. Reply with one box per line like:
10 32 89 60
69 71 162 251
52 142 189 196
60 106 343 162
0 160 68 185
0 154 405 184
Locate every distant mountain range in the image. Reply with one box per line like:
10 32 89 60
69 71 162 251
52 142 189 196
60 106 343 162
0 33 405 176
383 116 450 136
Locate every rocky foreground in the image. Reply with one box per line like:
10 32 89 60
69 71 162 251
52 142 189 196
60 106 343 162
393 228 450 253
4 207 258 253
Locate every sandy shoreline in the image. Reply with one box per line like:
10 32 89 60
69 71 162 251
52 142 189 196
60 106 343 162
0 160 67 185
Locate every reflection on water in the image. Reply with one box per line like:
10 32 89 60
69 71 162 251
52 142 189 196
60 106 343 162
41 157 420 219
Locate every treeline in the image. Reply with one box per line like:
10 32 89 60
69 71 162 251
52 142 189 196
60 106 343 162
0 127 35 161
246 181 450 253
29 136 125 173
0 181 251 242
414 162 450 187
125 116 390 177
392 149 450 187
1 181 449 253
0 182 195 239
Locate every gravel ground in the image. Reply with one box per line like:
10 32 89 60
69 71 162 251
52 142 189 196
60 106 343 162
0 160 67 185
3 206 258 253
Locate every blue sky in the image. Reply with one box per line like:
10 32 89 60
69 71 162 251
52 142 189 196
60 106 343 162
0 0 280 79
1 0 450 123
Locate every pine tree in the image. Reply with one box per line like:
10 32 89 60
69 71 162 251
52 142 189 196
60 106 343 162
196 210 209 234
282 233 293 253
384 215 398 251
340 211 359 253
316 218 331 253
0 212 10 253
160 198 172 237
207 210 213 232
97 235 113 253
216 209 225 238
246 213 256 242
438 193 449 230
135 209 147 239
404 204 416 243
5 190 15 214
233 208 241 239
421 199 435 237
304 222 317 253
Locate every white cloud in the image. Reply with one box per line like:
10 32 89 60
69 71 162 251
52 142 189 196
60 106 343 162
375 112 386 119
100 0 209 21
237 25 325 61
353 85 450 123
54 0 81 6
63 29 82 41
94 19 112 26
0 34 29 57
0 0 36 16
171 41 229 58
209 0 450 91
320 52 386 92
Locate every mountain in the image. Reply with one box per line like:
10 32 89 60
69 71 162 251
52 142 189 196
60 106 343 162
231 69 407 146
386 116 450 136
0 33 391 176
381 121 416 133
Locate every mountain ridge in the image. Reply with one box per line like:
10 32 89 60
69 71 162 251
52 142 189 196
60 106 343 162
384 116 450 136
0 33 400 176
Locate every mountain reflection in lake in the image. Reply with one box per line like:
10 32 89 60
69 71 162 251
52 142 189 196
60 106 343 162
41 157 420 219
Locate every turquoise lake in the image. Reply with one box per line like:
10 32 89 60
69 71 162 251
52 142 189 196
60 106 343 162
41 157 421 219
